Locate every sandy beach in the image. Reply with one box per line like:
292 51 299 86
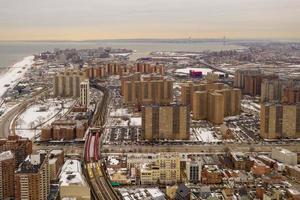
0 56 34 98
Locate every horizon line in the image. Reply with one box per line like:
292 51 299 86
1 37 300 43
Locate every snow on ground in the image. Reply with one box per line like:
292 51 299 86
192 127 221 143
0 56 34 98
175 67 212 75
130 117 141 126
15 98 74 139
110 108 129 117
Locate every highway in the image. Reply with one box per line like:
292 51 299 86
102 143 300 154
0 88 49 138
198 60 234 75
0 103 23 137
83 80 120 200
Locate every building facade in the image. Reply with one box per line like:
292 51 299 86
123 79 173 106
260 103 300 139
53 70 86 98
0 151 15 200
0 136 32 169
142 105 190 141
186 158 202 183
15 153 50 200
80 80 90 107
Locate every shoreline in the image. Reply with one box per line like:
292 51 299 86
0 55 35 99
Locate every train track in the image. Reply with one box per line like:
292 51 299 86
83 81 120 200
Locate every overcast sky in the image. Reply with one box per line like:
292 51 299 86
1 0 300 40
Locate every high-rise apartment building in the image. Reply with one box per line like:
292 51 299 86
120 73 141 95
123 79 173 106
192 91 208 120
0 151 15 200
180 82 224 109
234 68 261 89
260 103 300 139
80 80 90 107
0 136 32 169
15 152 50 200
282 86 300 104
193 88 241 124
208 92 225 124
243 74 263 96
53 70 86 98
135 63 165 75
142 105 190 141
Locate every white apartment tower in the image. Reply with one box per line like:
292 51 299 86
80 80 90 107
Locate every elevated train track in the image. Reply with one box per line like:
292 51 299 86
83 80 120 200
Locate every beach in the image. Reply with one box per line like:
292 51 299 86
0 56 34 99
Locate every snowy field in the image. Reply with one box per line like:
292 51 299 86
0 56 34 98
15 99 74 139
110 108 130 117
175 67 213 75
191 127 221 143
129 117 142 126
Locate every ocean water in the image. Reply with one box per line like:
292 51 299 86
0 40 244 69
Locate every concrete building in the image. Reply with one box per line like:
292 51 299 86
142 104 190 141
207 92 225 124
191 86 241 124
186 158 202 183
158 154 181 185
201 165 222 184
53 70 86 98
282 86 300 104
59 160 90 200
230 152 254 171
15 152 50 200
135 63 165 75
0 136 32 169
80 80 90 107
243 74 263 96
48 150 64 182
140 163 160 185
192 91 208 120
140 154 181 185
0 151 15 200
260 103 300 139
271 147 297 166
123 78 173 106
234 68 261 90
180 82 224 109
261 76 284 103
175 183 191 200
120 73 141 95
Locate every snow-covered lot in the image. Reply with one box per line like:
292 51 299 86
191 127 221 143
15 98 74 139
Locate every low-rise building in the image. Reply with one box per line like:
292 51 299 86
271 148 298 166
59 160 90 200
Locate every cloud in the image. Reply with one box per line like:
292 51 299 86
0 0 299 40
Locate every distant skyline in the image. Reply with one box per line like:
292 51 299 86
1 0 300 41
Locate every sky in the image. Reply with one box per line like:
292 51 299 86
0 0 300 41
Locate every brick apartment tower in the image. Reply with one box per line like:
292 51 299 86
0 151 15 200
15 153 50 200
142 105 190 141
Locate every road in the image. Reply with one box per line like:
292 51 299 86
102 143 300 153
0 103 23 137
0 88 49 138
